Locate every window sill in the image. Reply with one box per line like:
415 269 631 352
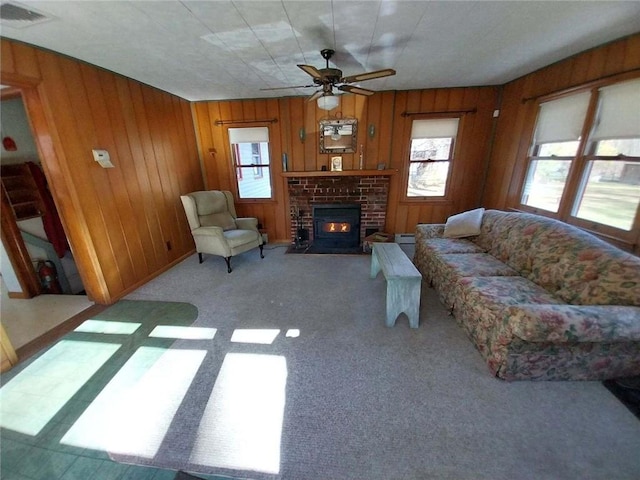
400 197 453 205
236 198 278 205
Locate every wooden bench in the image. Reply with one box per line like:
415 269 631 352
370 242 422 328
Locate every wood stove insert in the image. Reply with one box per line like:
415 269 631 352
312 204 361 252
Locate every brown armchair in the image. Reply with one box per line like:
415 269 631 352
180 190 264 273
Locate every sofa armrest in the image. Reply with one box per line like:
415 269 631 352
507 304 640 343
235 217 259 230
415 224 445 241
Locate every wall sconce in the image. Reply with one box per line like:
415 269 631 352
299 127 306 142
368 124 376 138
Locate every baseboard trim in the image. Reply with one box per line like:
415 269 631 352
7 291 31 299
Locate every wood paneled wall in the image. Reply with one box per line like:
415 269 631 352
484 34 640 210
1 39 203 304
6 33 636 305
193 87 498 242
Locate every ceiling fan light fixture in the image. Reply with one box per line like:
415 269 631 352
317 94 339 111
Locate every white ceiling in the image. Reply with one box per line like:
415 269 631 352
2 1 640 102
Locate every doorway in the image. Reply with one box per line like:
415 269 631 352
1 85 90 361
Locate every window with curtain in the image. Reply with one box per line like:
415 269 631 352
520 76 640 235
228 127 272 199
406 117 459 198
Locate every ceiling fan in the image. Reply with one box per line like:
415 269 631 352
262 49 396 109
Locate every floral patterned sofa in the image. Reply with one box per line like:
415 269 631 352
414 209 640 381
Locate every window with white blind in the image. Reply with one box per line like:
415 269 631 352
406 117 459 197
520 76 640 235
573 79 640 231
228 127 272 199
521 92 590 212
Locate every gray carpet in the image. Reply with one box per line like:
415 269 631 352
122 245 640 480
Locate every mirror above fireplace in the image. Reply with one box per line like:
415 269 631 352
319 118 357 154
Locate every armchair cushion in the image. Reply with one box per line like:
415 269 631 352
201 212 237 231
190 191 238 230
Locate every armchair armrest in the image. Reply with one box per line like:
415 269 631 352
235 217 259 230
192 225 225 238
507 304 640 343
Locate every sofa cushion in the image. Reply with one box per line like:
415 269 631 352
438 253 520 278
454 276 563 376
507 304 640 343
421 238 485 255
444 208 485 238
525 221 640 305
458 276 562 314
555 249 640 306
430 253 520 308
415 238 486 289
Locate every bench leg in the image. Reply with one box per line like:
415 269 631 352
386 278 421 328
370 250 381 279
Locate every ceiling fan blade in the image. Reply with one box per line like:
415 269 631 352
260 84 316 91
338 85 375 96
298 64 322 79
307 90 325 102
342 68 396 84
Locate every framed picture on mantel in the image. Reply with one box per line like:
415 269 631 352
331 156 343 172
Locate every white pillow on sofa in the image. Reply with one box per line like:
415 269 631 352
443 208 485 238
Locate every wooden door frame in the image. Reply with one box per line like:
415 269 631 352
1 79 43 298
1 181 41 298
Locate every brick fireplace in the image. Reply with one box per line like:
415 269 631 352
287 174 390 246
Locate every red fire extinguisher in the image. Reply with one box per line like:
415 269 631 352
37 260 62 294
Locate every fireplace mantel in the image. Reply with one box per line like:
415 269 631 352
282 169 397 178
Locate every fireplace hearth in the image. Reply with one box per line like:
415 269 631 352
312 204 361 253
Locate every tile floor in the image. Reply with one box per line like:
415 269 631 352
1 281 93 350
0 298 226 480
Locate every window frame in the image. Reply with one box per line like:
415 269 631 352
402 114 462 203
516 73 640 245
227 125 274 201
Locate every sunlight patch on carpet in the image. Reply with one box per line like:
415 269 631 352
61 347 205 457
74 319 141 334
230 329 280 345
0 340 119 435
189 353 287 474
149 325 217 339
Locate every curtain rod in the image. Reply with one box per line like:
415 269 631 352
401 108 477 117
521 68 640 104
214 118 278 126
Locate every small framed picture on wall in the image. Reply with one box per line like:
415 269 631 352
331 156 343 172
